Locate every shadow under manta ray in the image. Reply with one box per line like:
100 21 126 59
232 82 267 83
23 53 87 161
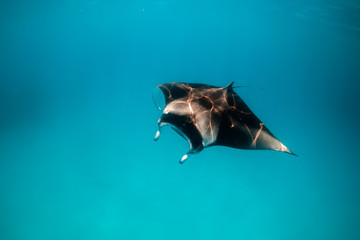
153 82 296 164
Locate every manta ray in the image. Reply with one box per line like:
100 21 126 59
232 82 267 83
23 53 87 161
153 82 296 164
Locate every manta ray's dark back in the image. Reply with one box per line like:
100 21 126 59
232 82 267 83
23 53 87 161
153 82 296 164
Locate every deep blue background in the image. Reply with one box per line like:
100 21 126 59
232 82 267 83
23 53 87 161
1 1 360 239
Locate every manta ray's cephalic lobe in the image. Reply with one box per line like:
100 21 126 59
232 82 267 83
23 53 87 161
153 82 296 164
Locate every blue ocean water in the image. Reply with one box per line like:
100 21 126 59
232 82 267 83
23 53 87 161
1 0 360 239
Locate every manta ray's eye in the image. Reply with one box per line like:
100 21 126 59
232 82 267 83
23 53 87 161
152 87 166 111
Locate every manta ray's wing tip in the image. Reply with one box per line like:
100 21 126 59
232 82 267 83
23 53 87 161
283 146 298 157
279 142 298 156
288 151 298 157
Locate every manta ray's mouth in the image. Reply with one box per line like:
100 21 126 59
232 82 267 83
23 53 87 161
154 121 204 164
157 123 193 150
155 114 205 154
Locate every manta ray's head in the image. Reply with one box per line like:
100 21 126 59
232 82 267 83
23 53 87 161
152 85 204 163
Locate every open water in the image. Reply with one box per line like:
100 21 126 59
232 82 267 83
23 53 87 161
1 1 360 239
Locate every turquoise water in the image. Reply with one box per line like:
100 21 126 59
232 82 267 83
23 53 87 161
1 1 360 239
